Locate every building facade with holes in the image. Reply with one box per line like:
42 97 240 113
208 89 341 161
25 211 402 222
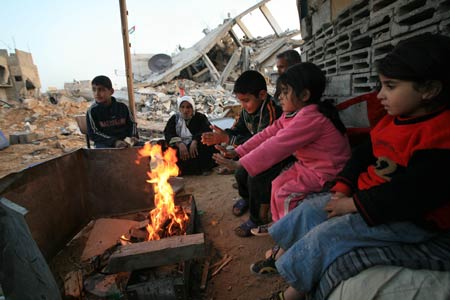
298 0 450 127
0 49 41 101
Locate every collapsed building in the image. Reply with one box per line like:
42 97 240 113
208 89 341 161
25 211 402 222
135 0 302 88
0 49 41 100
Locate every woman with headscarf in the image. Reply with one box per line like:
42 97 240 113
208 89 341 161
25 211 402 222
164 95 216 175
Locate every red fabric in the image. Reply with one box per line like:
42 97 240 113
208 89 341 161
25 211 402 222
331 181 352 196
337 91 386 146
358 110 450 191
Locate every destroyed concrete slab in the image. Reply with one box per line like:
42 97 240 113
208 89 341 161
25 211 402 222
142 19 235 86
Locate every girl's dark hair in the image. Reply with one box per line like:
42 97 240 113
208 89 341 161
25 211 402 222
377 33 450 106
277 62 346 134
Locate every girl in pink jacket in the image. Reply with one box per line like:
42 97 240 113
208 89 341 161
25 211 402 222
214 62 351 227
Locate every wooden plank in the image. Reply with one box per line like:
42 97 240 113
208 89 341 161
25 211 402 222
64 270 83 299
105 233 205 273
200 258 210 290
81 218 139 261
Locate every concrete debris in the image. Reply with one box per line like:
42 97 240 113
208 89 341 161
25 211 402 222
133 79 240 123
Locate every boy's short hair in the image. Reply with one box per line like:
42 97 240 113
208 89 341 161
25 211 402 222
233 70 267 97
92 75 113 89
276 50 302 66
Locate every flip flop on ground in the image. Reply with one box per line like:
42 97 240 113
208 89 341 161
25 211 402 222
234 219 257 237
250 244 280 275
232 198 249 216
250 222 272 236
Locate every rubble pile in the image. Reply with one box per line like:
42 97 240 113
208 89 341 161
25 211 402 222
135 79 239 123
0 95 91 177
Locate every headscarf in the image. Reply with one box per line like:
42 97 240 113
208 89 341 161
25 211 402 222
175 95 195 145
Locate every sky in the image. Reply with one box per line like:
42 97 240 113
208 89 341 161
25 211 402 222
0 0 300 91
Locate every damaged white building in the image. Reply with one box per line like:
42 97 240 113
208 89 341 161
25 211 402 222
0 49 41 100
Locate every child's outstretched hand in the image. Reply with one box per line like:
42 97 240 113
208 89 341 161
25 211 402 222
324 194 357 219
201 125 229 146
212 152 241 171
215 144 237 159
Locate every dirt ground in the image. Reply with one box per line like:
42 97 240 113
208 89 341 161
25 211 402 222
182 172 286 300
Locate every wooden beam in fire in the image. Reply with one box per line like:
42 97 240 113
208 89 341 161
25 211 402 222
105 233 205 273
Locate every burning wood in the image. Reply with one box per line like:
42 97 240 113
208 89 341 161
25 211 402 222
106 233 205 273
135 143 190 240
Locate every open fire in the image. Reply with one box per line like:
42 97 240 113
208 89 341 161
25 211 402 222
133 143 189 241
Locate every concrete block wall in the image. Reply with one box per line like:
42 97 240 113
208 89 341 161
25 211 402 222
301 0 450 104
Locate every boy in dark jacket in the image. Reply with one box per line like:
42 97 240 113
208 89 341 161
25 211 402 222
202 70 285 237
86 75 138 148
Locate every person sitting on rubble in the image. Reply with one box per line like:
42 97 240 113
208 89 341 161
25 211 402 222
273 50 302 105
202 70 288 237
86 75 139 148
212 63 350 237
254 33 450 300
164 95 216 176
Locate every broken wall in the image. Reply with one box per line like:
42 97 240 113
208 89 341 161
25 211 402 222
0 50 12 100
300 0 450 114
7 49 41 99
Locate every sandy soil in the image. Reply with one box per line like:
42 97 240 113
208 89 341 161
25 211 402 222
182 172 286 300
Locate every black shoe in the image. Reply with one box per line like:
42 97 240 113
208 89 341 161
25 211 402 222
250 256 278 275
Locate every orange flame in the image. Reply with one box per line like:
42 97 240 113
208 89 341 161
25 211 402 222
137 143 189 240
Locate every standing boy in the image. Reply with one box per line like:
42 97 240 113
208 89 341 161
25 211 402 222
86 75 138 148
202 70 283 236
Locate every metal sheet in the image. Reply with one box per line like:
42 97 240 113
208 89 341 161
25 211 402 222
1 150 89 259
83 148 154 218
0 148 155 259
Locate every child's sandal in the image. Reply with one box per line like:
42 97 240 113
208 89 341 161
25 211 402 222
250 223 272 236
250 245 280 275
